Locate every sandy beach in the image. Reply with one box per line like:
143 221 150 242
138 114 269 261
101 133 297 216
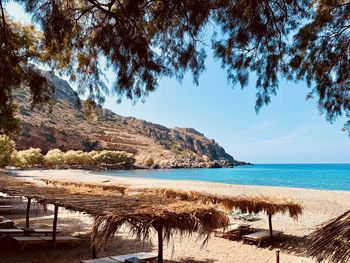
2 169 350 262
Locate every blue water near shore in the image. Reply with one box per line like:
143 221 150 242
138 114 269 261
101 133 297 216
99 164 350 191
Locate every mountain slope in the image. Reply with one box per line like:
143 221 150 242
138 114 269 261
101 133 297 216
13 70 246 168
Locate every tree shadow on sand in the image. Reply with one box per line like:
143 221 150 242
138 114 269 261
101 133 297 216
166 258 216 263
254 233 310 258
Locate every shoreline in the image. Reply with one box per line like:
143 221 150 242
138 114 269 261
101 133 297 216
11 166 350 193
9 167 350 194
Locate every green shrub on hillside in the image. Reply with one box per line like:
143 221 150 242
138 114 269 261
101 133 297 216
91 150 134 166
64 150 91 165
0 137 135 168
0 135 15 167
17 148 44 167
9 151 22 167
45 149 64 165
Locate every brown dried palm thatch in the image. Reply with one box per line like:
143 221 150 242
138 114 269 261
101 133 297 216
35 179 303 239
0 175 228 262
139 189 303 238
40 178 129 195
306 210 350 263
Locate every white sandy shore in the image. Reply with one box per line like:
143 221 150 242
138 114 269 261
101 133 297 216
9 169 350 262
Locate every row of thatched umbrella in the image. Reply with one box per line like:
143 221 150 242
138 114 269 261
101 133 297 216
0 176 304 262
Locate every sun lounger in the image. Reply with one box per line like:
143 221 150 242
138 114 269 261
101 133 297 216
0 229 24 236
80 258 118 263
0 205 12 209
214 223 250 239
0 206 12 214
39 235 80 245
242 230 283 247
12 236 48 250
34 228 62 235
0 218 14 228
12 236 80 250
21 228 62 236
125 257 147 263
231 211 258 221
110 252 158 262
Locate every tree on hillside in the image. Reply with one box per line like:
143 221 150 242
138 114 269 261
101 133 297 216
0 0 349 134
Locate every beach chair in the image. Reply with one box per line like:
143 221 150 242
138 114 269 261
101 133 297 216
0 229 24 237
12 235 80 250
39 235 80 246
12 236 48 250
0 205 12 214
214 223 250 239
109 252 157 262
81 258 118 263
81 252 157 263
231 211 258 221
125 257 147 263
0 217 14 228
242 230 283 247
20 228 62 236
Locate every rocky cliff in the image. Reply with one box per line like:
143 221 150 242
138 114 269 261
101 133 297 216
13 70 247 168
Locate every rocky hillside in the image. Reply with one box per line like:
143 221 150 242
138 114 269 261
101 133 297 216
13 70 247 168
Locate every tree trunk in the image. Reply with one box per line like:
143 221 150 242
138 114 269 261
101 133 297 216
52 204 59 247
26 198 31 228
268 213 273 238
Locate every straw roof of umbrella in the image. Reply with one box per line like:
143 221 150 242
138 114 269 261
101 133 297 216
0 176 228 248
38 179 303 219
306 210 350 263
153 188 303 219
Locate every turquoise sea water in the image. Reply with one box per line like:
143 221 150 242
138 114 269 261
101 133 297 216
99 164 350 191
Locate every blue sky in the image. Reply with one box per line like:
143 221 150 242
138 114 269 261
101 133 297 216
6 2 350 163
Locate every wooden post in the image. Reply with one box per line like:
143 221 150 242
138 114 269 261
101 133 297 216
26 198 31 228
157 226 163 263
268 213 273 238
91 245 97 259
276 250 280 263
52 204 59 247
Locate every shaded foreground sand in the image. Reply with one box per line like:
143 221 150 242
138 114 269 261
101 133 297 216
2 169 350 262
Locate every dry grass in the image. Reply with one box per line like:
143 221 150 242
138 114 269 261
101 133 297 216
306 210 350 263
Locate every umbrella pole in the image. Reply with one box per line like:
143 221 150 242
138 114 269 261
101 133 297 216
91 245 97 259
26 197 31 228
52 204 58 247
268 213 273 238
157 226 163 263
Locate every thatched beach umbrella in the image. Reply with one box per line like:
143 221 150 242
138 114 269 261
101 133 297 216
153 190 304 239
92 198 229 263
221 195 303 238
0 176 229 263
306 210 350 263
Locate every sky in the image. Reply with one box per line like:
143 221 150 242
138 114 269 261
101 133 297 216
5 2 350 164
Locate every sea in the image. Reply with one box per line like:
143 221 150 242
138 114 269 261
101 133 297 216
99 164 350 191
